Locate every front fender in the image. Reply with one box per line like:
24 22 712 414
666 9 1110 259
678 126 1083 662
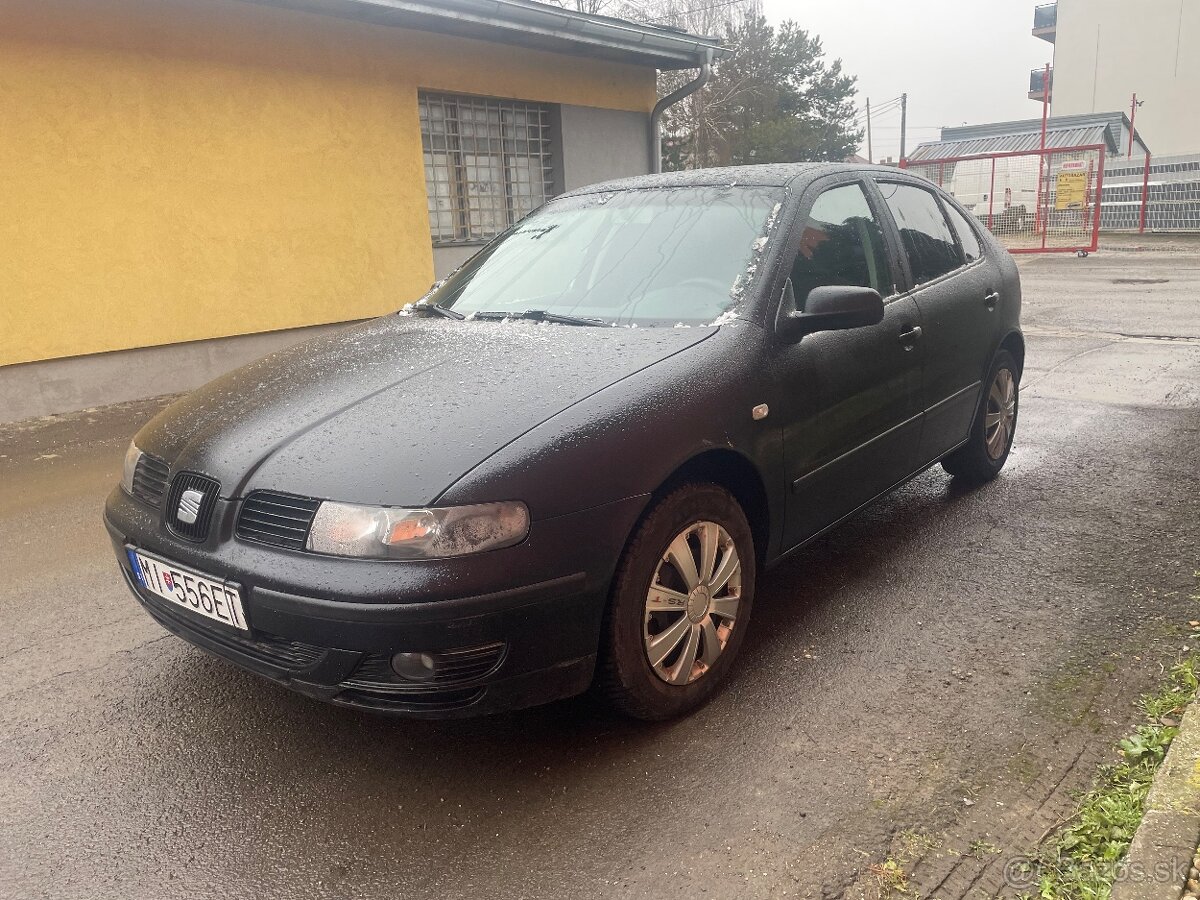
436 326 780 526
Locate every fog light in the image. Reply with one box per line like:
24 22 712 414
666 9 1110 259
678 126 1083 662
391 651 438 681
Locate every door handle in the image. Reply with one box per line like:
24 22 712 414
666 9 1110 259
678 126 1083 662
984 290 1000 310
898 325 922 348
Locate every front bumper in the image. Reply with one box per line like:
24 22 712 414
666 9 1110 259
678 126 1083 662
105 488 648 718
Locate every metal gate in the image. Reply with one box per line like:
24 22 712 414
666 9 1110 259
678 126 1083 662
902 144 1106 255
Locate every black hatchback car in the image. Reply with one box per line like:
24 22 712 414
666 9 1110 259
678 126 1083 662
105 163 1022 720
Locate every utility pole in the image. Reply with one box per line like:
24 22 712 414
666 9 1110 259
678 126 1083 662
866 98 873 163
1035 62 1051 235
1129 93 1143 156
898 93 908 163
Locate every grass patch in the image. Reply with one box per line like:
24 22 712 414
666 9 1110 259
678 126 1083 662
968 839 1002 859
862 831 937 899
898 829 937 859
1020 654 1200 900
867 858 910 897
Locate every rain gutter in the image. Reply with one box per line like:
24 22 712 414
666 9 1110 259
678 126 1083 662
244 0 727 70
650 47 713 174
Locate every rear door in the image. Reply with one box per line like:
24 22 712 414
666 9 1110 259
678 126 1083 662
771 177 925 551
874 179 1001 463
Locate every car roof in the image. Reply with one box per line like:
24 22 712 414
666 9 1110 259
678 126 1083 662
560 162 908 197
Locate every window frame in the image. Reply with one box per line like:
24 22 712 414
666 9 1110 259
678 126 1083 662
418 90 558 248
785 180 896 310
871 178 976 293
937 193 988 268
766 173 908 336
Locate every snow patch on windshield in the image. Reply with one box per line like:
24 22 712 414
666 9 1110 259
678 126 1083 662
717 200 785 326
707 308 741 327
765 201 783 231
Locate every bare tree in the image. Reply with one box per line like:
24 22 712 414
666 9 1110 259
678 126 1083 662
648 0 762 169
545 0 649 17
545 0 860 169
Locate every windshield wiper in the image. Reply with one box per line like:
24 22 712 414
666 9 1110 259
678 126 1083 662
471 309 606 327
410 301 464 320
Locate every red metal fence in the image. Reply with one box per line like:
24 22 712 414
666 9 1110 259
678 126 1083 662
902 144 1106 255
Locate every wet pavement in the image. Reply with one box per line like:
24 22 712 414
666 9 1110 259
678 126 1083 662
2 248 1199 899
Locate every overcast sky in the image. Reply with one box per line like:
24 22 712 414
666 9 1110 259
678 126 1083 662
762 0 1054 160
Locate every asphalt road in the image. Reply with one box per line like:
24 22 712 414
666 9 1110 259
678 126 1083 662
3 247 1199 900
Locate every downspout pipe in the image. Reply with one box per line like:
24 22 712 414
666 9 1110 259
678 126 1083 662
650 47 713 174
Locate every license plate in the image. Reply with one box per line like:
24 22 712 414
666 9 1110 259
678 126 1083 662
127 548 248 632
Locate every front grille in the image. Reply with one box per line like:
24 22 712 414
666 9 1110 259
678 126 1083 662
137 589 325 671
255 632 327 669
181 620 324 671
236 492 320 550
164 472 221 542
338 686 485 711
131 453 170 507
343 642 507 694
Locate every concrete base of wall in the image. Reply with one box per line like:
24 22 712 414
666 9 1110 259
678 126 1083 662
0 321 360 423
432 244 483 279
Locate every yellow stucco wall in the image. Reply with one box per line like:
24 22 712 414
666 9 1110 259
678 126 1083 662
0 0 657 367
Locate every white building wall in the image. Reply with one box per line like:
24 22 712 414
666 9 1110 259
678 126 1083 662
1052 0 1199 155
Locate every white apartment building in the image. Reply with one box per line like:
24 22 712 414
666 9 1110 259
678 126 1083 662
1032 0 1199 155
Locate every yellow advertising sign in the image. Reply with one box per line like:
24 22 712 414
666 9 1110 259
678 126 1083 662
1056 170 1089 210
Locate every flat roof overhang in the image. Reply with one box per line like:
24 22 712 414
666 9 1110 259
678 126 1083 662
243 0 728 69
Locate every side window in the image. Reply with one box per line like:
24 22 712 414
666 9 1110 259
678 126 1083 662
877 182 963 285
944 202 982 263
790 183 891 310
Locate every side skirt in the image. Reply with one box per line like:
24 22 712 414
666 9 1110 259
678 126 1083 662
766 437 970 570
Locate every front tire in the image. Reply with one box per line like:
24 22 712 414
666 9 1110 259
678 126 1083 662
942 349 1020 483
596 483 756 720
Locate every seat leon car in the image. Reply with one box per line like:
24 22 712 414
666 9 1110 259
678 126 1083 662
105 163 1022 720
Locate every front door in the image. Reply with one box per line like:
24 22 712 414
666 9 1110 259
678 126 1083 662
771 180 926 551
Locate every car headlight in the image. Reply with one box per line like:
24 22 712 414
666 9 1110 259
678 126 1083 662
121 442 143 495
306 500 530 560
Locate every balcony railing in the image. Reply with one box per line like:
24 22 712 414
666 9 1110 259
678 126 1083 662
1028 66 1053 101
1033 2 1057 41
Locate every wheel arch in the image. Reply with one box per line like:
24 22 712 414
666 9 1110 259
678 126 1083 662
999 330 1026 376
651 448 771 568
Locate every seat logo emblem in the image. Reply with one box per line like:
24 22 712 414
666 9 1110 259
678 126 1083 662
177 489 204 525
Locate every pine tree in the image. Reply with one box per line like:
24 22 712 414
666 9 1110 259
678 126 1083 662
677 13 863 168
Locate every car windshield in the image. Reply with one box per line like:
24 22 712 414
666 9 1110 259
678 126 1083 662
424 186 784 327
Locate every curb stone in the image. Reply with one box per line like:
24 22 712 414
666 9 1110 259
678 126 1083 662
1112 699 1200 900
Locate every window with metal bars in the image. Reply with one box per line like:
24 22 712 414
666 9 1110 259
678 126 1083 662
419 91 556 245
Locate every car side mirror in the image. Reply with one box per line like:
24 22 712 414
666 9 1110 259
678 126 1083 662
775 281 885 343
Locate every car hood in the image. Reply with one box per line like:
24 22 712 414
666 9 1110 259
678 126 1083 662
136 315 716 508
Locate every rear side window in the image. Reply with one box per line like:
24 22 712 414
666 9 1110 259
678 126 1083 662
877 182 963 284
944 203 982 263
790 183 892 309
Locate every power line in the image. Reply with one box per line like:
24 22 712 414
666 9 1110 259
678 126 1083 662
641 0 746 24
852 96 902 123
854 100 899 120
856 94 902 113
852 106 899 129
